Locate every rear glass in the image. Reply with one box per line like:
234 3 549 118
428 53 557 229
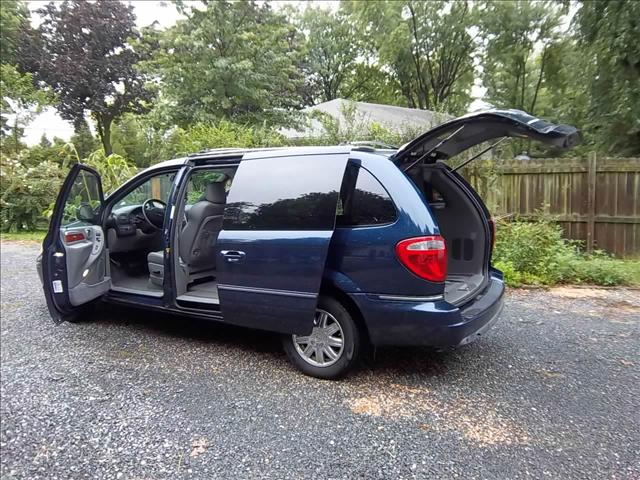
223 155 347 231
337 166 396 227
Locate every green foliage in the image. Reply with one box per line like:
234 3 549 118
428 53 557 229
480 1 566 115
302 101 423 146
494 218 637 287
294 7 364 104
110 113 171 168
0 230 46 243
69 121 99 160
572 0 640 155
566 253 639 287
493 217 570 285
0 1 51 148
345 0 477 114
186 170 229 204
16 136 75 167
142 1 303 127
0 65 52 152
171 121 286 157
0 156 66 231
72 147 138 194
0 0 28 64
0 138 138 232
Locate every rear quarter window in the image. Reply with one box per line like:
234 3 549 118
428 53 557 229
337 166 397 227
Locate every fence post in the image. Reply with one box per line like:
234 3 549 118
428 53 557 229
586 151 597 253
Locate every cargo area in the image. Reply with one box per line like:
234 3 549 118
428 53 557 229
408 163 490 306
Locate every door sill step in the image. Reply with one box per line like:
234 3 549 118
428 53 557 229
176 294 220 305
110 286 164 298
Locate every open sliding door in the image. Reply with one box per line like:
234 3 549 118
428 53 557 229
215 152 349 335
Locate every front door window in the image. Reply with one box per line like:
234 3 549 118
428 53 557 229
61 168 103 228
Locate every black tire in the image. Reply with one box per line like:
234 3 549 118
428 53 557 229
282 295 361 379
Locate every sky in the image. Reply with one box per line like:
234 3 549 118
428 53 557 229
21 0 489 146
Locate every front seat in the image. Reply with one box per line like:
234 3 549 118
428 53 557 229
148 182 225 286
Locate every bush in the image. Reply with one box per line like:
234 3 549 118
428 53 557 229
1 144 138 232
171 121 286 157
493 218 637 287
298 101 423 147
82 149 138 194
0 157 66 231
493 217 572 285
567 251 638 286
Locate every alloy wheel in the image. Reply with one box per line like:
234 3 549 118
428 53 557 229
292 309 345 367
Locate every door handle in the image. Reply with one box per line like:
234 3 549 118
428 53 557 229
221 250 246 263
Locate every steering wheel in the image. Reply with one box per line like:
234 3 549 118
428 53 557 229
141 198 167 230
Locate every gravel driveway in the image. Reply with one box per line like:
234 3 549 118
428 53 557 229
1 242 639 479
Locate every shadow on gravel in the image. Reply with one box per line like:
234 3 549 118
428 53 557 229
91 303 487 379
94 303 283 355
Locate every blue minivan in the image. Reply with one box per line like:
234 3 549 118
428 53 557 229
39 110 581 378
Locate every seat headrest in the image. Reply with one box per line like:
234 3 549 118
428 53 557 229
204 182 226 204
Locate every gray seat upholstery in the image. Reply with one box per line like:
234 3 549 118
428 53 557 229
148 182 225 286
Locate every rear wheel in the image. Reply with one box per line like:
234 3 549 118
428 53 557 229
282 295 360 379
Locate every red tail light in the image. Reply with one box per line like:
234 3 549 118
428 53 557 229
395 235 447 282
64 231 85 244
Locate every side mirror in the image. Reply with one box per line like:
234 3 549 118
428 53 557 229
76 203 95 222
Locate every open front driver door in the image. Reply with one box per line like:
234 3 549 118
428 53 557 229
41 164 110 323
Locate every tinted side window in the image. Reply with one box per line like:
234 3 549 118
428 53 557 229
223 155 347 230
337 166 396 227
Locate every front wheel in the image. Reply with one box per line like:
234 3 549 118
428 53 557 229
282 295 360 379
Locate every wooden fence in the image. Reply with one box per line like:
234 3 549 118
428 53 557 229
463 155 640 258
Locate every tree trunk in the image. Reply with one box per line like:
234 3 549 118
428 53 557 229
96 115 113 156
13 118 20 155
530 47 548 114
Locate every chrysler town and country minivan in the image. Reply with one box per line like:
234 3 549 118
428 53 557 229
38 110 581 378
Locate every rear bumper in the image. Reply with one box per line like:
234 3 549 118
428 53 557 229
350 272 505 347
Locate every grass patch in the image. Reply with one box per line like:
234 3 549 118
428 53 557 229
493 218 640 287
0 230 46 243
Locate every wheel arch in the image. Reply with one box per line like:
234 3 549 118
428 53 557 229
319 280 371 347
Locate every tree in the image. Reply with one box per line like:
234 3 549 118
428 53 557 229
295 7 362 104
573 0 640 155
345 1 477 114
142 1 304 127
480 1 566 115
0 0 27 64
69 120 98 160
38 134 51 148
0 1 49 152
20 0 153 155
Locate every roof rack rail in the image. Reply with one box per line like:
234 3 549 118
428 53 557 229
187 147 248 157
347 140 398 149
